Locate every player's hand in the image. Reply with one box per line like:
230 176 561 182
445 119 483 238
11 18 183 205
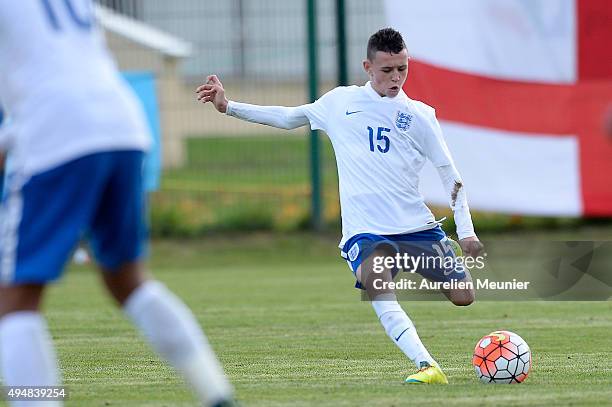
196 75 228 113
459 236 484 258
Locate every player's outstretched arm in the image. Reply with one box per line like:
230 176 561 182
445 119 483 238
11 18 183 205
196 74 310 130
436 164 484 257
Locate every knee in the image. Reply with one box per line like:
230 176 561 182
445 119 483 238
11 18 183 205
450 289 475 307
0 285 45 317
101 262 149 306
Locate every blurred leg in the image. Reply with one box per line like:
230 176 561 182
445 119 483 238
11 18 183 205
101 262 234 406
0 284 44 316
0 285 62 407
0 154 100 399
91 151 234 406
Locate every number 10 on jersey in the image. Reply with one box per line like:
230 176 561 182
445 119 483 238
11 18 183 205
367 126 391 153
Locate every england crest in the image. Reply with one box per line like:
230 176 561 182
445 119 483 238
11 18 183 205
395 110 413 132
347 242 360 262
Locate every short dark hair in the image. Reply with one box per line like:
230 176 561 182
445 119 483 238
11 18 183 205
367 28 406 61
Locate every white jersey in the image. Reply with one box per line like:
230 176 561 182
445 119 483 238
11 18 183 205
302 82 454 247
0 0 151 176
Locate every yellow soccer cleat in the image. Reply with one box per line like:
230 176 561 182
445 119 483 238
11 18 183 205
404 362 449 384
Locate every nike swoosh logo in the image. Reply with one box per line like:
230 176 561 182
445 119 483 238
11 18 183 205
346 110 363 115
394 327 410 342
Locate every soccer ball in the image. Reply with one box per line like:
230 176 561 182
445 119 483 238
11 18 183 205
472 330 531 383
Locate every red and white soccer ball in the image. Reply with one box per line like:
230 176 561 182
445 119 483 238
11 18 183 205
472 330 531 384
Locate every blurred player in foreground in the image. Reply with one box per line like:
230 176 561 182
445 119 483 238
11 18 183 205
197 28 483 384
0 2 235 406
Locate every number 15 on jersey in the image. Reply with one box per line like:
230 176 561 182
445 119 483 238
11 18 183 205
367 126 391 153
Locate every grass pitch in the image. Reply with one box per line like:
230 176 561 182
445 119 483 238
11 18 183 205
8 230 611 406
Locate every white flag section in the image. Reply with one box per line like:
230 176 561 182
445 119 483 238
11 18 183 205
383 0 588 216
418 125 582 216
384 0 576 83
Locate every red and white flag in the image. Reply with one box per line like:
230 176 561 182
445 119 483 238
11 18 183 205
385 0 612 216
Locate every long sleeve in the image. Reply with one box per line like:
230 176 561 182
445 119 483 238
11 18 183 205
226 101 311 130
436 164 476 240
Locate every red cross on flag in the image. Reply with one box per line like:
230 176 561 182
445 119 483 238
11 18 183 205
385 0 612 216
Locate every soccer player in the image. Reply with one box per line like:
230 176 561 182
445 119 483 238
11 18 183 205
197 28 483 384
0 2 235 406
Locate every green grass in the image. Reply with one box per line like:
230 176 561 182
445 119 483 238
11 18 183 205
4 227 610 406
154 135 341 233
163 135 337 189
